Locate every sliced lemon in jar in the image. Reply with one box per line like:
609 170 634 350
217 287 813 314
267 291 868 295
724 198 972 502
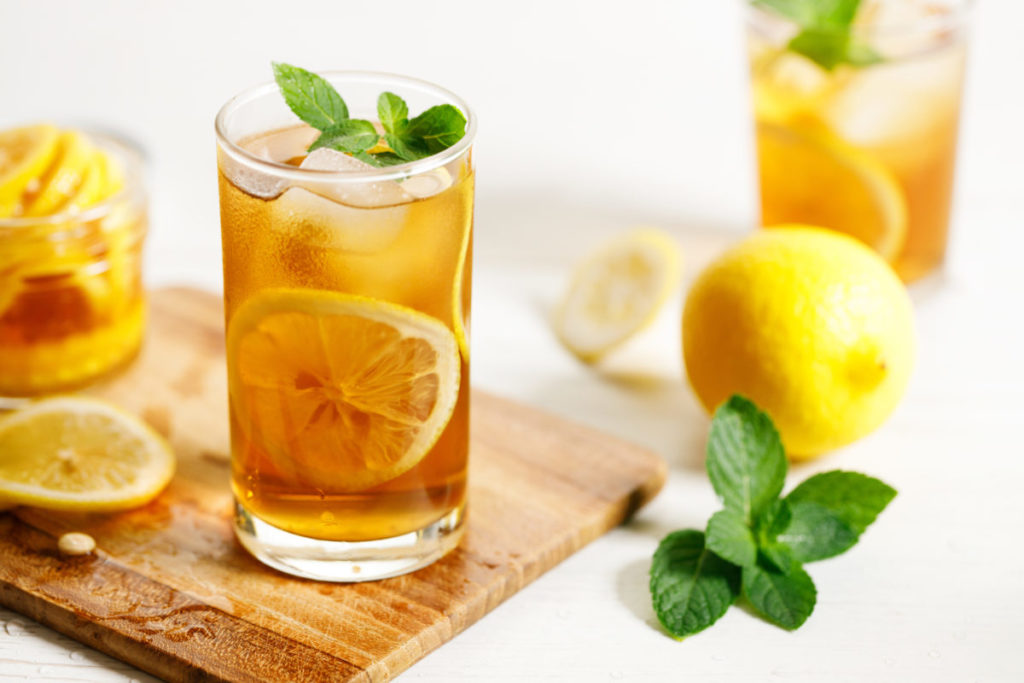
227 289 460 492
0 397 175 511
23 131 95 218
757 122 908 261
555 228 681 363
0 124 60 217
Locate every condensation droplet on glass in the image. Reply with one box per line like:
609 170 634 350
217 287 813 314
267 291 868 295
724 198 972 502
320 511 336 524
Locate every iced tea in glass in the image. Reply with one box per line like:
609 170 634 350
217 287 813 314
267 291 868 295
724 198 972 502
747 0 971 282
215 72 475 581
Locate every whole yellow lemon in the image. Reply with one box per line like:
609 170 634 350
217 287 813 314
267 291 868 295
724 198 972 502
682 226 915 459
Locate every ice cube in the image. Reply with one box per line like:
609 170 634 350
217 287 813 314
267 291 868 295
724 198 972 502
243 125 319 163
401 167 453 199
765 53 831 99
219 125 320 199
299 148 413 208
272 186 406 253
301 147 376 172
857 0 959 58
822 47 963 147
218 150 287 199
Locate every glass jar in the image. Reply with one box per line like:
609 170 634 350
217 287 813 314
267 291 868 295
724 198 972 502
0 132 147 399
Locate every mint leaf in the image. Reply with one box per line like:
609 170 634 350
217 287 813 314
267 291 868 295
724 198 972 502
753 0 817 24
353 151 407 168
753 499 797 574
814 0 861 25
755 498 791 544
753 0 879 71
309 119 380 154
760 542 798 575
786 470 896 534
272 62 349 131
777 501 858 562
787 28 852 71
845 40 884 67
742 560 817 630
706 509 757 567
377 92 409 135
650 530 741 639
404 104 467 154
706 395 787 526
384 103 467 162
385 132 429 162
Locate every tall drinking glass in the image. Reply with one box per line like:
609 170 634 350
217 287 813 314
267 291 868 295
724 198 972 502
215 72 475 581
746 0 971 282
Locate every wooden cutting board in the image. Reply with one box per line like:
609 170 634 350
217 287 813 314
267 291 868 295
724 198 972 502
0 287 666 682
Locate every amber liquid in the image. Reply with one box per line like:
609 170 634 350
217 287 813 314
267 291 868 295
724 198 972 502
219 130 474 542
750 21 966 282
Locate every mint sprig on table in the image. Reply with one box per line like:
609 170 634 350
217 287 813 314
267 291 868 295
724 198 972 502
271 62 466 168
753 0 882 70
649 396 896 638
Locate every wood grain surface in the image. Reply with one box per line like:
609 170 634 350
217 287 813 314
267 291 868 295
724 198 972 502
0 287 667 683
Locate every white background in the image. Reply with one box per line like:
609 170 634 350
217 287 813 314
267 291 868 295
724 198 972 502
2 0 1023 680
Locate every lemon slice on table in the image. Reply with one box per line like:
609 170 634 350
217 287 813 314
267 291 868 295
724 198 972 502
757 122 908 261
0 397 175 511
0 124 60 217
227 288 460 492
555 228 682 363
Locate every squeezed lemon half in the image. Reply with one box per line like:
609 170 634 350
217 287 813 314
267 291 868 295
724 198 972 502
556 228 681 362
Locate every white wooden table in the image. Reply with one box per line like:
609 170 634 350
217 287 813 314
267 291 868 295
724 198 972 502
2 0 1022 680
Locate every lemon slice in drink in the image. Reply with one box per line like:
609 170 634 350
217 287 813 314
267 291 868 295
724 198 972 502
0 124 60 217
757 122 908 261
227 289 460 492
555 228 682 362
452 221 472 362
0 397 175 511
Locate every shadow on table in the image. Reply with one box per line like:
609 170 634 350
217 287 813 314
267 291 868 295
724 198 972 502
614 557 666 636
517 373 709 473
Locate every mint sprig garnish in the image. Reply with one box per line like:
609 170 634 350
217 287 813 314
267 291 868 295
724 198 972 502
270 63 467 167
753 0 882 70
649 395 896 638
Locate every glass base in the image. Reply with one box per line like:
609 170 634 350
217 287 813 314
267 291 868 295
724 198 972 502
233 499 465 582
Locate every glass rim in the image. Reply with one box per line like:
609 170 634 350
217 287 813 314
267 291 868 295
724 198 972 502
0 130 146 230
743 0 975 38
214 70 477 184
